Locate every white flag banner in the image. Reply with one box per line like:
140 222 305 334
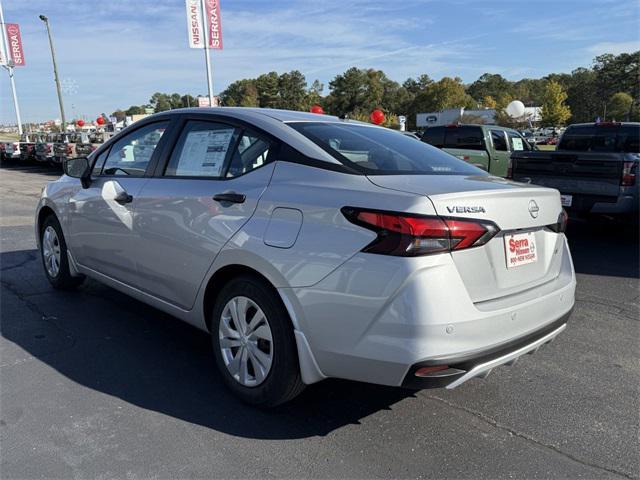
185 0 205 49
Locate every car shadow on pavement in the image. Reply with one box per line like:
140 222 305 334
565 217 639 278
1 248 415 440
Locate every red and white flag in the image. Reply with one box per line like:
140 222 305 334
204 0 223 49
185 0 223 49
5 24 26 66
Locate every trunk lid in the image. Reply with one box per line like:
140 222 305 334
367 174 565 303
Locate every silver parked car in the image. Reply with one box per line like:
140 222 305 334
36 108 576 406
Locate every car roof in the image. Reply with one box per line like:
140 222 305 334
156 107 344 123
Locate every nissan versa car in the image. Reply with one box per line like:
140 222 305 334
36 108 576 406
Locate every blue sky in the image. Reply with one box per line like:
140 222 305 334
1 0 639 123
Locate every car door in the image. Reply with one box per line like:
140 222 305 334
66 120 171 287
489 129 510 177
133 118 277 309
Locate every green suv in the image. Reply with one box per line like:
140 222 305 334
421 124 533 177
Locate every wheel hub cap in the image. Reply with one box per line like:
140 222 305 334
218 296 273 387
42 226 61 278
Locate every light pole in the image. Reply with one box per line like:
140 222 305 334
39 14 66 132
0 0 23 135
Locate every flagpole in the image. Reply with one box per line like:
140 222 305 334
0 0 23 135
199 0 214 106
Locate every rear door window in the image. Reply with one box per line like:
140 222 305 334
165 121 239 177
443 126 484 150
490 130 508 151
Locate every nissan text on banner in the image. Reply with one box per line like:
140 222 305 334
5 24 25 66
185 0 223 49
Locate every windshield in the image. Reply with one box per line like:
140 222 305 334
289 122 486 176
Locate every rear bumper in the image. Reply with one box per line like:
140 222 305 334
401 311 570 389
287 236 576 388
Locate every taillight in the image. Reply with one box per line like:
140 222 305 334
621 161 637 186
341 207 499 256
548 209 568 233
66 144 73 155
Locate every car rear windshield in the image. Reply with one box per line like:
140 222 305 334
289 122 486 176
558 124 640 153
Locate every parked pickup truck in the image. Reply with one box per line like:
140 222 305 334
512 122 639 219
421 124 533 177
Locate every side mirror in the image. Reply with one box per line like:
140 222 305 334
63 157 91 188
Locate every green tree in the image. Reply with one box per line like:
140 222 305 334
220 79 257 106
255 72 280 108
467 73 514 102
149 92 172 112
180 94 197 108
607 92 633 121
277 70 307 110
125 105 145 115
305 79 324 110
540 80 571 126
565 67 598 123
111 109 126 122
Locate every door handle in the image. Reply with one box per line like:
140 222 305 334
114 190 133 204
213 192 246 204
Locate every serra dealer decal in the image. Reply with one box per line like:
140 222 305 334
504 231 538 268
5 24 25 66
185 0 223 49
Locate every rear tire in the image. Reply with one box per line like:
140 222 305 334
211 275 305 407
40 214 85 289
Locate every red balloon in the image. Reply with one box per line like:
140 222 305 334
96 117 105 125
370 109 385 125
310 104 324 114
76 119 85 127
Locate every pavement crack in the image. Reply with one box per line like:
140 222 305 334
0 252 38 272
425 394 636 479
0 279 77 346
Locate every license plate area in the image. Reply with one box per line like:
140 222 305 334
504 231 538 269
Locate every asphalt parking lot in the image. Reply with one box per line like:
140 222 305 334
1 162 638 479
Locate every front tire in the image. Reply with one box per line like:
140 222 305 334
211 275 305 407
40 215 85 289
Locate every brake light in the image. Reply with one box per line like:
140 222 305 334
621 161 637 186
341 207 499 256
66 144 73 155
548 209 568 233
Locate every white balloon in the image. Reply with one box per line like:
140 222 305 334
506 100 526 118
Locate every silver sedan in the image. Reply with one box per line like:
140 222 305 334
36 108 576 406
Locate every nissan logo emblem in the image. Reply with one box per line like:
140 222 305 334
528 200 540 218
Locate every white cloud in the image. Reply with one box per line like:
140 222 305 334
587 41 640 56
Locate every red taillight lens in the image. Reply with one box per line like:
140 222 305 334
342 208 499 256
66 144 73 155
621 161 637 187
